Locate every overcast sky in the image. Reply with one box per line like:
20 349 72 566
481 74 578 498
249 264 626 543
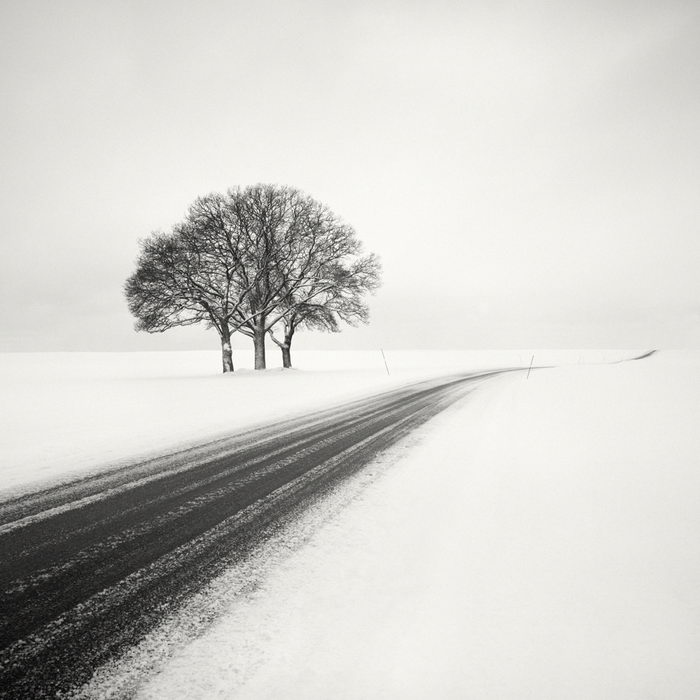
2 0 699 351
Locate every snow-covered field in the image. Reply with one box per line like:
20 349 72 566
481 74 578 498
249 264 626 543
0 349 629 495
72 350 700 699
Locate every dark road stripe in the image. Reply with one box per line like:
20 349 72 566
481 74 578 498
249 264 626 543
0 370 506 698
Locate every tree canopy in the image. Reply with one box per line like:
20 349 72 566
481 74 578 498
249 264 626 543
125 184 381 371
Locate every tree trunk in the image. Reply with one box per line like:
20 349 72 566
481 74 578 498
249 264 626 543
220 332 234 373
282 328 294 369
281 344 291 368
253 328 266 370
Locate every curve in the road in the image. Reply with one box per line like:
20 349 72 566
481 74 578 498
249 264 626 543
0 370 507 698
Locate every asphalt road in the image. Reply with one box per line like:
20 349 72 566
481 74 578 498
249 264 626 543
0 370 505 698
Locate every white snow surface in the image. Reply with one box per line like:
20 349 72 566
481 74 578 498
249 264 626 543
79 350 700 699
0 349 628 495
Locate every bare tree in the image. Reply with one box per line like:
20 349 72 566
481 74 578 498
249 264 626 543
124 226 238 372
268 255 381 368
222 185 380 369
221 185 308 369
125 184 380 372
124 192 265 373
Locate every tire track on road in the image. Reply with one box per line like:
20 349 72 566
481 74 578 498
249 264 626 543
0 370 507 698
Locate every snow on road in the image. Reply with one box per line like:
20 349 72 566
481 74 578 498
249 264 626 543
5 348 693 697
0 349 625 495
0 350 444 494
125 351 700 699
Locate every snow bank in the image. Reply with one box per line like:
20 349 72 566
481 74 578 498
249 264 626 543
129 350 700 699
0 349 637 495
